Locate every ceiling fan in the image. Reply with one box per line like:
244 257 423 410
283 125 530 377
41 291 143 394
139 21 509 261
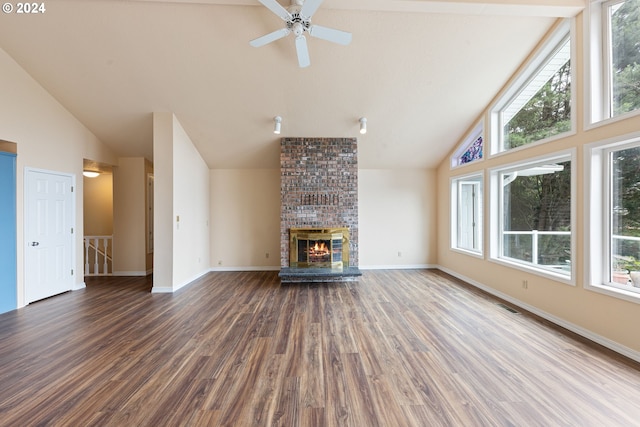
250 0 352 68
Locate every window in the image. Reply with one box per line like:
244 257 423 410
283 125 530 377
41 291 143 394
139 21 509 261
451 124 483 168
587 0 640 123
451 173 483 255
586 134 640 302
492 21 573 154
607 0 640 117
490 151 575 281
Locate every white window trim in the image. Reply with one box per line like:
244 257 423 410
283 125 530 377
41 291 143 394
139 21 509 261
450 172 484 258
584 131 640 304
584 0 640 129
490 19 576 156
450 121 484 169
489 149 576 285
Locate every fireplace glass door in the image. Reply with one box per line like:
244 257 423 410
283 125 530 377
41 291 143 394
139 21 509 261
290 228 349 269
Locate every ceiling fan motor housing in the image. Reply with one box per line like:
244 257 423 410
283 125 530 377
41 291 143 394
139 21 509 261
287 10 311 36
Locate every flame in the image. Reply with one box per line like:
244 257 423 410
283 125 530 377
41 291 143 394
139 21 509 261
309 241 329 259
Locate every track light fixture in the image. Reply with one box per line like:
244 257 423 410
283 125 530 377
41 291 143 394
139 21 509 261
273 116 282 134
359 117 367 134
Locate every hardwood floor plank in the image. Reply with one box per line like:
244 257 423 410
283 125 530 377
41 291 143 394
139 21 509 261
300 322 325 409
0 270 639 426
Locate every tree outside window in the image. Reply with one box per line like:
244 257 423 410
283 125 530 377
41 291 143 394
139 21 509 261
609 0 640 117
500 159 572 276
504 56 571 150
492 24 572 154
611 145 640 289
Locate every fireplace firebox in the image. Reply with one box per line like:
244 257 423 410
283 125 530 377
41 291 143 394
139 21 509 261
289 227 349 269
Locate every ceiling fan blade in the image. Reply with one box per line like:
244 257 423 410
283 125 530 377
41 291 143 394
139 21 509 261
295 35 311 68
309 25 352 46
250 28 291 47
257 0 291 21
300 0 324 19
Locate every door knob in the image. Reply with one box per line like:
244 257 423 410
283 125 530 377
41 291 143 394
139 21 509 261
31 242 39 246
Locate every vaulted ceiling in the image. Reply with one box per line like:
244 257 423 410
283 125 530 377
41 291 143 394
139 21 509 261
0 0 583 168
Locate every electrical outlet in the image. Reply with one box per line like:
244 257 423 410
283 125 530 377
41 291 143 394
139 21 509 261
398 251 402 257
522 280 528 289
218 260 222 266
265 252 269 259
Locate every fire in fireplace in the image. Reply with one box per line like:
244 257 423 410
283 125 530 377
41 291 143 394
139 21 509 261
290 227 349 269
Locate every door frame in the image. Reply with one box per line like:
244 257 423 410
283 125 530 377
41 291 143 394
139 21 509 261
24 167 78 304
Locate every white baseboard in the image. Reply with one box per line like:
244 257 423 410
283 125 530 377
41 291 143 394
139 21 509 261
173 270 211 292
359 264 436 270
209 266 281 272
437 265 640 364
151 269 215 294
72 282 86 291
113 271 148 277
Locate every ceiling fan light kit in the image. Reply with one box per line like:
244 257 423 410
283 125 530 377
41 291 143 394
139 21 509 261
250 0 352 68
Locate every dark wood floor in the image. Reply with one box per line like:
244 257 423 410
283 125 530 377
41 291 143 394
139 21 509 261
0 270 639 426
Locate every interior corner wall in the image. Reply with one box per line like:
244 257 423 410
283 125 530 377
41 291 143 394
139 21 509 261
152 112 210 292
171 115 210 289
359 169 437 268
145 159 154 273
0 46 116 307
152 112 174 291
113 157 147 275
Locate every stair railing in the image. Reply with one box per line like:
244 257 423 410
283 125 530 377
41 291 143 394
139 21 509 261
84 236 113 276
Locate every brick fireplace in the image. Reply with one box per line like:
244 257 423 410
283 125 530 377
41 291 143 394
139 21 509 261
279 137 360 282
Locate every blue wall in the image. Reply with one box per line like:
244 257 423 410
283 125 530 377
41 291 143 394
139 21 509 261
0 152 17 314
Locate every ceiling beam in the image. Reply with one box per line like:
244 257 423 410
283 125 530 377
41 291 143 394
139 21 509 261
122 0 584 17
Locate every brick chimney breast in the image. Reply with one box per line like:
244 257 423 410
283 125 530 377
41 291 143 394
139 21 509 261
280 137 358 267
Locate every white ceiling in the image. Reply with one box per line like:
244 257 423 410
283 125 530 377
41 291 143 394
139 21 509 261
0 0 582 169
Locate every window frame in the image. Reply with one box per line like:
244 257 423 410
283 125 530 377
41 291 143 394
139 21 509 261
585 132 640 303
585 0 640 127
490 19 576 156
489 149 576 285
451 172 484 258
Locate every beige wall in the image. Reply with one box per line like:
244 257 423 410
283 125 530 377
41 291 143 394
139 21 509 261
152 113 210 292
0 46 116 307
436 13 640 357
145 159 154 272
208 168 437 270
359 169 437 268
83 173 113 236
113 157 147 275
152 112 174 290
172 115 210 288
210 169 280 270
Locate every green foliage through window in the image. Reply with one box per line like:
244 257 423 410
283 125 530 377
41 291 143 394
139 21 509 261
504 60 572 149
501 160 572 274
610 0 640 116
611 146 640 278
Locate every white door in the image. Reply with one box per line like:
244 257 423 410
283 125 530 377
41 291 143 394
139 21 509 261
25 169 75 303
